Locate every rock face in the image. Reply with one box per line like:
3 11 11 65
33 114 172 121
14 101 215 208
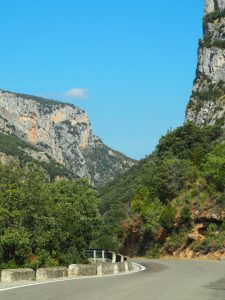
205 0 225 14
186 0 225 126
0 90 135 186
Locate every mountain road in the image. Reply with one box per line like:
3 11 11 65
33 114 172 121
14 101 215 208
0 259 224 300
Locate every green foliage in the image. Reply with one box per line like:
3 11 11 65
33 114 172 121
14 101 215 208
163 228 189 254
222 221 225 231
204 9 225 24
146 243 162 259
95 202 128 252
192 224 225 253
157 122 223 161
0 163 101 269
131 187 150 214
0 131 37 160
131 187 163 235
180 205 192 225
149 158 196 203
0 132 75 180
191 81 225 112
83 144 136 187
99 121 224 256
39 160 75 180
159 204 176 231
194 85 224 103
201 30 225 49
203 143 225 192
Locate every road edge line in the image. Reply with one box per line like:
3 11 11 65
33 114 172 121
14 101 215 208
0 262 145 293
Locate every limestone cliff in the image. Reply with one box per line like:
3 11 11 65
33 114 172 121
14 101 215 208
0 90 135 186
186 0 225 125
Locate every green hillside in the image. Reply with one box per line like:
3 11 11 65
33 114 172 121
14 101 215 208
98 121 225 258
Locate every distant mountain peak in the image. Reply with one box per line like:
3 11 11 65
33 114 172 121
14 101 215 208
0 89 135 186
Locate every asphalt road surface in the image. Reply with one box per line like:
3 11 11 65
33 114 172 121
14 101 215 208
0 259 224 300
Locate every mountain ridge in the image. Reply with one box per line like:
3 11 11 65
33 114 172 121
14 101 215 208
0 89 135 186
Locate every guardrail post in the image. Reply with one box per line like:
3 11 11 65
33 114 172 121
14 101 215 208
102 250 105 262
93 250 97 262
112 252 116 263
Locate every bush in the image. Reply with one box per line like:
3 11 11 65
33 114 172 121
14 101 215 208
204 144 225 192
202 37 225 49
192 224 225 253
221 222 225 231
157 122 223 161
163 229 188 254
204 9 225 24
159 205 176 231
146 243 162 259
180 205 192 225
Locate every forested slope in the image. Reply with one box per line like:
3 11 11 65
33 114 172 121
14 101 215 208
99 122 225 259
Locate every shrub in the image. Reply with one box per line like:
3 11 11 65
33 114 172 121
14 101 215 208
202 37 225 49
204 9 225 24
192 224 225 253
204 144 225 192
180 205 192 225
159 204 176 231
146 243 162 259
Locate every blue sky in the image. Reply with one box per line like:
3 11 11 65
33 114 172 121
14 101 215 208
0 0 204 159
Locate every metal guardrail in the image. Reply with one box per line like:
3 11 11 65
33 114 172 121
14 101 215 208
85 249 128 263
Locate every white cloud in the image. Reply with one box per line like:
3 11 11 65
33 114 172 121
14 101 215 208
64 88 88 99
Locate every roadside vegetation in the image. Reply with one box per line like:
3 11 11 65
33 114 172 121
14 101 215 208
0 163 101 270
1 120 225 267
98 121 225 257
0 132 75 180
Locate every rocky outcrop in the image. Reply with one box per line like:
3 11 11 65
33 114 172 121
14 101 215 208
194 210 225 223
205 0 225 14
0 152 17 165
186 0 225 126
0 90 135 186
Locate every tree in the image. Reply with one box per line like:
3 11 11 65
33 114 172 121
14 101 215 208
159 204 176 231
0 163 101 269
204 144 225 192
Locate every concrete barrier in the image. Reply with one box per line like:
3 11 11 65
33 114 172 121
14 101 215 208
68 264 97 277
1 268 35 283
107 251 117 263
0 252 135 282
36 267 68 280
113 263 119 274
97 262 118 276
127 261 134 271
125 261 129 272
116 254 124 262
117 262 126 273
97 262 130 275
